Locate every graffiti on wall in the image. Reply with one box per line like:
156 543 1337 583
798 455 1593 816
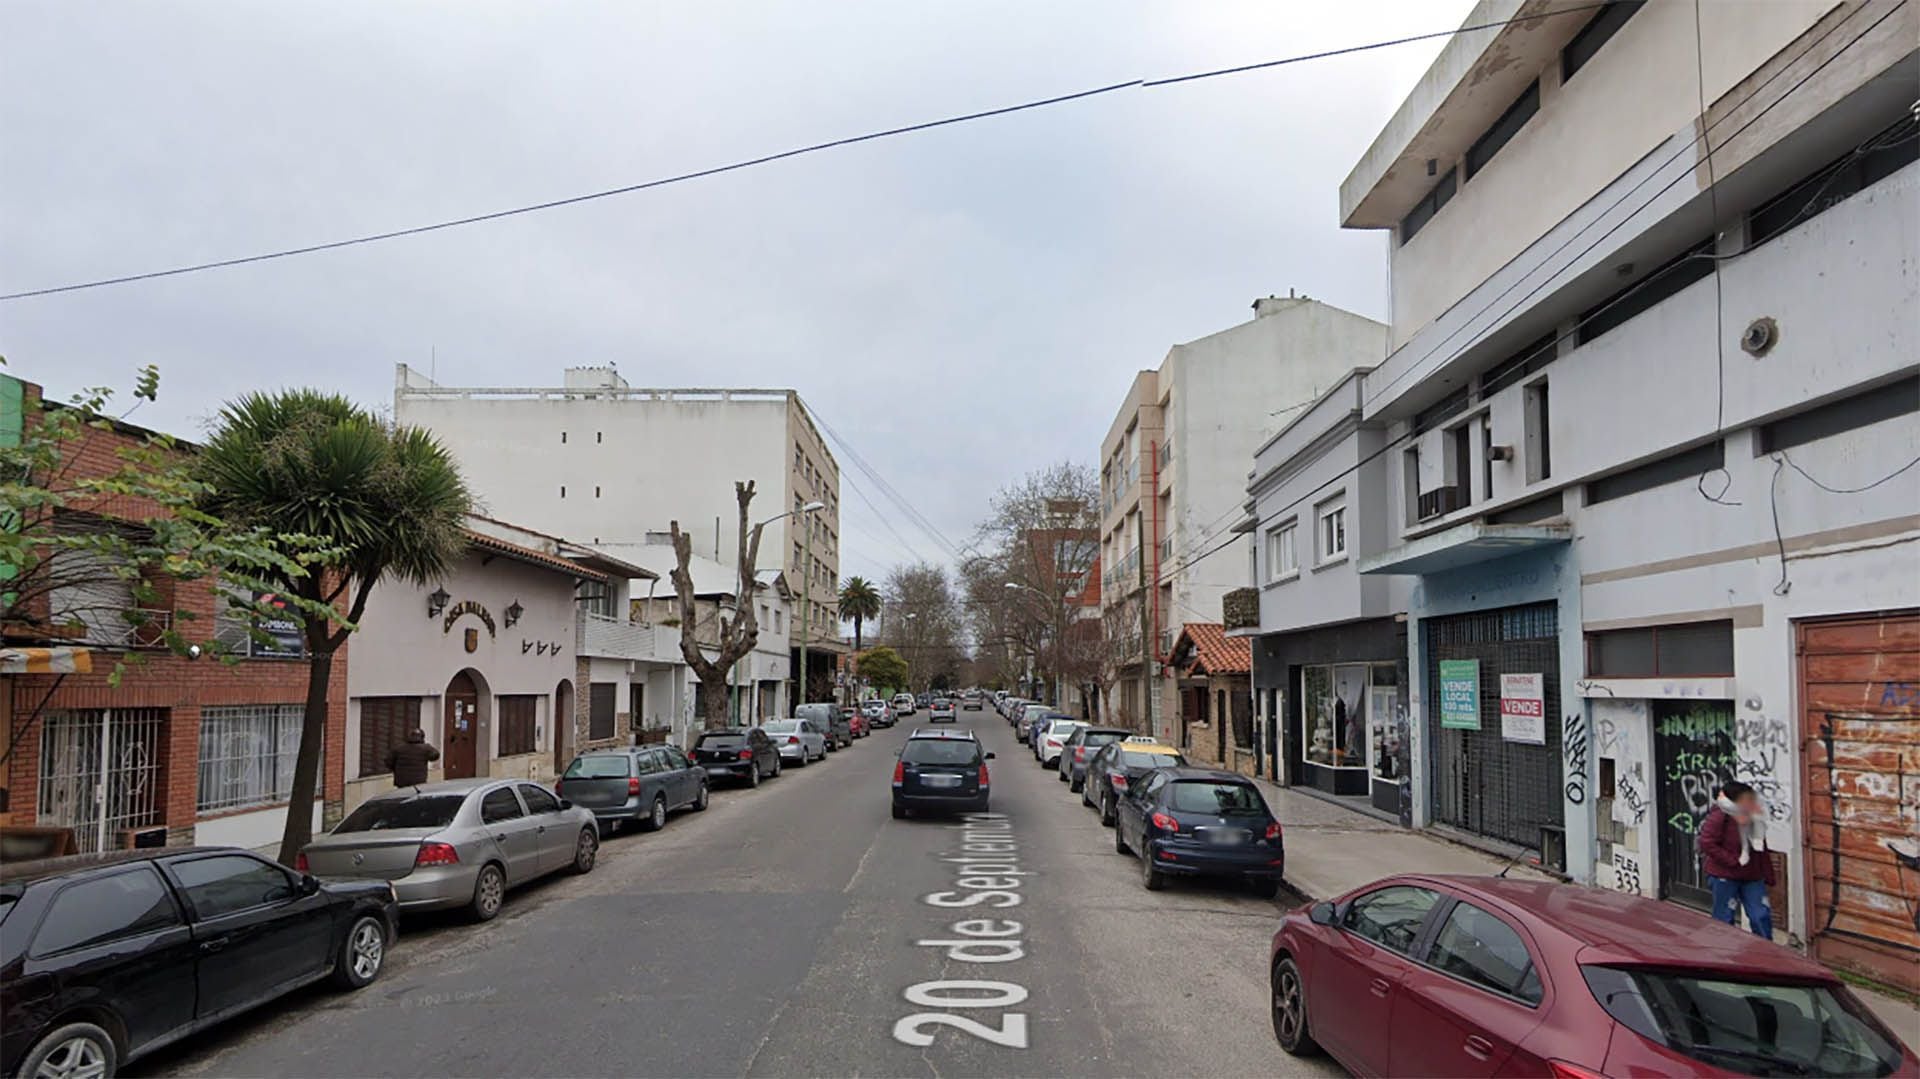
1564 712 1589 805
1617 760 1651 826
1734 713 1794 825
1613 851 1642 894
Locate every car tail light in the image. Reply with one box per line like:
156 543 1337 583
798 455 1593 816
788 736 800 745
1111 773 1129 790
295 851 310 873
892 760 905 785
1265 822 1283 840
737 748 754 760
1546 1062 1608 1079
979 763 990 785
415 841 460 867
1074 747 1086 762
552 778 564 795
1151 812 1180 833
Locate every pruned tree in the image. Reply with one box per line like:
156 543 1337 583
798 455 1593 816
669 481 763 730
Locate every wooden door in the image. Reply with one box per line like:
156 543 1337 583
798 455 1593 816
553 680 575 774
444 671 479 779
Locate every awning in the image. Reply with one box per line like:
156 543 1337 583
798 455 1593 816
1357 521 1571 577
0 647 94 675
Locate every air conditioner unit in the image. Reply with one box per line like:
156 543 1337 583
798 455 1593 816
119 826 168 849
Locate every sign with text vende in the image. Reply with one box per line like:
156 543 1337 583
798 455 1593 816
1499 672 1546 745
1438 659 1480 730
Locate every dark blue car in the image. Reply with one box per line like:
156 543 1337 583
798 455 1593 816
1113 767 1285 897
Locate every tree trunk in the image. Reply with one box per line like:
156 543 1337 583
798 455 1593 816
277 647 333 866
852 616 863 654
698 668 733 730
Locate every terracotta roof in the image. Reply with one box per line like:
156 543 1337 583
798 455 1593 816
465 530 607 581
1178 622 1250 675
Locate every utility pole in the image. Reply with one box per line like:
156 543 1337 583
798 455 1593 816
799 510 815 706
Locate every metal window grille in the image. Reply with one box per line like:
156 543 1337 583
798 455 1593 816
37 708 167 854
1425 602 1563 849
197 704 309 813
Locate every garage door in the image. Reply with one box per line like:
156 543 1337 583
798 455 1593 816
1800 611 1920 994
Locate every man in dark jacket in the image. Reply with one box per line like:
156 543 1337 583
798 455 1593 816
386 728 441 787
1699 779 1774 939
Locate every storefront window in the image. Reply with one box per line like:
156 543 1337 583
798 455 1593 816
1369 664 1405 782
1302 664 1372 769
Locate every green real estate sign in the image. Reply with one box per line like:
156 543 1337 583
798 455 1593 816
1438 659 1481 730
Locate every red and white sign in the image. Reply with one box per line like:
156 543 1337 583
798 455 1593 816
1499 673 1546 745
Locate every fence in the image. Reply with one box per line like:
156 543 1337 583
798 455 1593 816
37 708 167 854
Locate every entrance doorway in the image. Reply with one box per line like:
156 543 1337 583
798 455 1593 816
444 671 479 779
1651 700 1736 910
553 679 575 774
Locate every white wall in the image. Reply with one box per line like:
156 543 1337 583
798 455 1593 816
197 800 324 853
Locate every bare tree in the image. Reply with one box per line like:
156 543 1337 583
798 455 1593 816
882 562 964 691
968 462 1101 710
669 481 763 730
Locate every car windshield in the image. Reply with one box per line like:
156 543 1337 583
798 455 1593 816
902 740 979 766
1120 751 1182 769
1084 732 1124 747
697 734 747 748
1167 781 1265 816
762 720 800 733
1582 966 1904 1077
336 794 467 832
564 755 632 779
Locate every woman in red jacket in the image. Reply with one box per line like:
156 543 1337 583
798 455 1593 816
1698 780 1774 938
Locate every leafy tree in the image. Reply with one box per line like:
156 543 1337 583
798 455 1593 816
198 391 471 865
0 365 328 776
669 482 765 731
854 645 908 694
837 575 881 652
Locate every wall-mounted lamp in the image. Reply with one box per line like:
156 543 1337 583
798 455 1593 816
428 587 451 618
504 600 524 628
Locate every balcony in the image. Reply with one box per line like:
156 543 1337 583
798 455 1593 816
578 611 681 664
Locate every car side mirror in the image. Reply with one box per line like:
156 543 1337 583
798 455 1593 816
300 873 322 896
984 752 996 760
558 799 574 811
1308 901 1336 927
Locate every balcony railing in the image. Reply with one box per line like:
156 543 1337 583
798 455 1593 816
578 611 680 664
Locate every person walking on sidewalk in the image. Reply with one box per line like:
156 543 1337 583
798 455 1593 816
1699 780 1774 939
386 728 441 787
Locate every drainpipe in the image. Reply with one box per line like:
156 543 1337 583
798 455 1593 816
1149 439 1173 740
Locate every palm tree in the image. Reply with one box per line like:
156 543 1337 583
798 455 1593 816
838 576 881 652
198 391 470 865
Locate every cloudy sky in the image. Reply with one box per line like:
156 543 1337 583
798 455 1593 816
3 1 1471 584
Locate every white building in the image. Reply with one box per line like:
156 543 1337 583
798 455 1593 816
393 364 845 699
1333 0 1917 988
1098 295 1388 739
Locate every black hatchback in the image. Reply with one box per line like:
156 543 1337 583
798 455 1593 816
891 729 994 818
1113 768 1285 896
0 846 397 1078
692 727 782 787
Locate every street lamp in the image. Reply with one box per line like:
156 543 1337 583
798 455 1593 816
728 500 827 723
780 501 828 709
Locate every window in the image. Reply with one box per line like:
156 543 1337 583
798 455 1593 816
480 787 524 823
636 750 666 774
497 694 538 757
1342 885 1441 954
1750 115 1919 248
1562 0 1644 81
197 704 306 812
1266 522 1298 581
594 486 601 498
901 740 982 766
561 431 568 444
577 579 616 618
1578 237 1714 345
336 794 466 832
1417 423 1473 522
1400 167 1457 244
171 854 297 919
1302 663 1372 769
588 683 617 740
559 485 566 498
595 431 602 444
1759 375 1920 454
1166 781 1264 815
518 784 561 814
1317 501 1347 563
1481 332 1558 398
1587 620 1734 678
1413 386 1470 434
1524 380 1552 483
357 696 419 777
1426 902 1541 1004
30 867 180 956
563 754 631 779
1586 441 1724 505
1466 80 1538 178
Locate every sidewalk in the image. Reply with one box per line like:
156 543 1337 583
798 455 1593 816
1254 776 1920 1040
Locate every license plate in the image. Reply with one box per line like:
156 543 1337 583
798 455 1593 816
1205 829 1246 845
923 775 961 788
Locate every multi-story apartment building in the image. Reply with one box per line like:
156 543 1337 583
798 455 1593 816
393 364 845 702
1322 0 1917 989
1098 296 1388 739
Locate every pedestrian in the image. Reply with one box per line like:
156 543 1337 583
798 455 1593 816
1699 779 1774 939
386 727 441 787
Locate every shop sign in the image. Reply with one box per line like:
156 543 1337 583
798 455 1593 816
253 591 305 658
1438 659 1480 730
442 599 497 638
1499 672 1546 744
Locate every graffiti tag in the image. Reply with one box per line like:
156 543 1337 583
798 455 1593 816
1564 713 1589 805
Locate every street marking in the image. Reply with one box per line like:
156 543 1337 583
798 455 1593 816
896 812 1031 1050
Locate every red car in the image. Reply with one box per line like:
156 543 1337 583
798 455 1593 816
1269 874 1917 1078
848 712 868 739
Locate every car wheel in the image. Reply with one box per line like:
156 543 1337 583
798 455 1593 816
772 755 782 777
794 750 808 768
1057 768 1068 783
18 1022 117 1079
1071 775 1084 793
571 827 600 874
1246 877 1281 899
891 803 907 820
1100 793 1117 827
1080 783 1093 807
692 783 710 811
331 913 388 988
470 863 506 922
643 795 668 832
1272 956 1320 1056
1114 821 1130 854
1141 846 1166 891
747 762 761 788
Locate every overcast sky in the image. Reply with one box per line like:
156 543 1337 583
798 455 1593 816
3 1 1472 586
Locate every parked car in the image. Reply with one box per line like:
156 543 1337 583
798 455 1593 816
1024 712 1054 752
1113 768 1284 896
962 693 983 711
0 847 397 1079
1057 726 1130 789
301 778 599 920
1268 875 1918 1077
692 727 782 786
861 699 894 728
1014 704 1043 739
762 718 829 764
555 746 709 834
892 693 917 717
891 728 994 818
1085 740 1187 825
928 697 957 723
848 712 869 739
796 702 852 749
1037 718 1086 767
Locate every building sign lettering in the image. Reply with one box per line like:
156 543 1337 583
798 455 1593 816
442 599 496 638
1499 672 1546 745
1439 659 1480 730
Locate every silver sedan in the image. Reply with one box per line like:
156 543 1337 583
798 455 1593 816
301 777 598 921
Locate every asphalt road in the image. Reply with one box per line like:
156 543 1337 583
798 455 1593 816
143 709 1345 1078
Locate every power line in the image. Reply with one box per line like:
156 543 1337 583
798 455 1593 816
1 3 1614 303
804 403 965 561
